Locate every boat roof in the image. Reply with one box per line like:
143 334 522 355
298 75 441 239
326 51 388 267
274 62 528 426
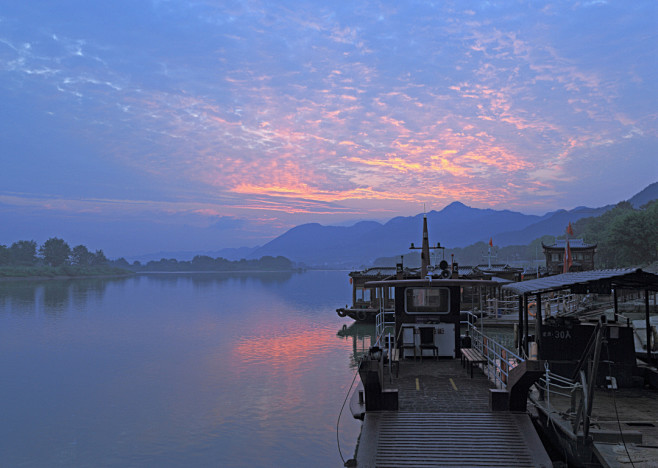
365 278 502 288
349 267 399 278
501 268 658 296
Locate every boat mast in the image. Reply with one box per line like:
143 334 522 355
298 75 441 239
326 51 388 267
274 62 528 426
421 213 430 277
409 205 440 278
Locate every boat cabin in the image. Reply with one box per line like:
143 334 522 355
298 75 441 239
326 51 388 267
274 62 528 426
366 278 501 359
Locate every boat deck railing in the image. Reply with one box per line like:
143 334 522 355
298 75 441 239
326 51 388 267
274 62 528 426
485 293 579 318
374 307 528 390
374 303 397 378
463 312 525 389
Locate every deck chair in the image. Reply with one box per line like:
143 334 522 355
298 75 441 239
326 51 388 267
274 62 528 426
399 325 417 360
419 327 438 361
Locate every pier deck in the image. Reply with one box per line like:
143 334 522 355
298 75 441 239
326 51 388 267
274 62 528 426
355 358 552 467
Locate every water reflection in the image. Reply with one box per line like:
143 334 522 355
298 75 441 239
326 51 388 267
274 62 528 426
0 281 38 313
0 270 359 467
142 271 296 288
0 272 303 319
0 277 131 317
336 322 376 368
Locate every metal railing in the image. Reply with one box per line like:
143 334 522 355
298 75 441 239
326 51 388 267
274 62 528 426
485 298 518 317
463 312 524 389
485 293 579 318
374 296 397 381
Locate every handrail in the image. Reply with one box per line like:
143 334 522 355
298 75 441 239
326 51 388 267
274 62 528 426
373 286 396 380
462 311 524 389
529 320 607 442
486 293 579 318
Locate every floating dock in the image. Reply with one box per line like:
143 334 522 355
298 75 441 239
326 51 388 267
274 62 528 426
353 359 552 467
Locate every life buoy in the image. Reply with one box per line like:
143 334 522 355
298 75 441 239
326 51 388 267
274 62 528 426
356 310 368 321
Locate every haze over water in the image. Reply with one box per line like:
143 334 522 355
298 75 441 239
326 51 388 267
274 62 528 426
0 271 366 467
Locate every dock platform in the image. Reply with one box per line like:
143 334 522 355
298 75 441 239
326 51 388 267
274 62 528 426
354 358 552 467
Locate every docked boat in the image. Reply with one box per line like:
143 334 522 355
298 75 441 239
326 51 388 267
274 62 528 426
340 266 658 466
342 272 554 467
336 214 513 323
501 268 658 467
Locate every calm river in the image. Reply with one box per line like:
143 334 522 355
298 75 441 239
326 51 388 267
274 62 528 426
0 270 371 467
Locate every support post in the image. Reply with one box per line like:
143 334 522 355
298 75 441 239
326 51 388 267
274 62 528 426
613 288 619 323
518 294 524 355
523 294 529 357
536 293 542 359
647 289 653 364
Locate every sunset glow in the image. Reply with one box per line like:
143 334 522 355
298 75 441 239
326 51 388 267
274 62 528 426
0 1 656 255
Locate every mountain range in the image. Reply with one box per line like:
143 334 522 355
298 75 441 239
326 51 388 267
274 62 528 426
247 182 658 268
130 182 657 267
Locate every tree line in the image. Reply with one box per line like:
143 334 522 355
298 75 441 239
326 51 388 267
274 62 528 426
110 254 295 272
0 238 108 267
574 199 658 268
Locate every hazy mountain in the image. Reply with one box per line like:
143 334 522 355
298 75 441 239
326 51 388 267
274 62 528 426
248 221 383 267
629 182 658 208
248 183 657 267
493 206 611 246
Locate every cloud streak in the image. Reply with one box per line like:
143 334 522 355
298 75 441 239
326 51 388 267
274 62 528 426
0 0 656 249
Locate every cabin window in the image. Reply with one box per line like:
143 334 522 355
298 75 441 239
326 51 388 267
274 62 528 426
405 287 450 314
357 288 371 302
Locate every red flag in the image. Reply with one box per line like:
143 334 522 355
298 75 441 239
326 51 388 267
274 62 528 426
563 239 572 273
566 222 574 236
489 237 493 247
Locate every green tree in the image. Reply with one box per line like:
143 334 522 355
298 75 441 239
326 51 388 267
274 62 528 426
113 257 130 268
90 249 108 266
0 244 10 265
575 200 658 268
192 255 215 269
10 240 37 265
71 245 92 265
39 238 71 267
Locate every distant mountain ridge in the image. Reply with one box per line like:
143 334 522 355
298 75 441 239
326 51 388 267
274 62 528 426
629 181 658 208
248 183 658 267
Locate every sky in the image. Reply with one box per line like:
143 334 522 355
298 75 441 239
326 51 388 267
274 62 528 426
1 1 657 257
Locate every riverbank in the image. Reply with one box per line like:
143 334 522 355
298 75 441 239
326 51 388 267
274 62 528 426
0 265 134 280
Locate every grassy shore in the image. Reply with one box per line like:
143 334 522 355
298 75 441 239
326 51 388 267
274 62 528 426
0 265 134 279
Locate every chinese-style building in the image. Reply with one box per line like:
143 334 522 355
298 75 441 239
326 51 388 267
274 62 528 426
542 239 597 274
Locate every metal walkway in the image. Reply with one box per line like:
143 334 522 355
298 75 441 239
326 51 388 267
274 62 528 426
354 359 552 467
361 412 551 467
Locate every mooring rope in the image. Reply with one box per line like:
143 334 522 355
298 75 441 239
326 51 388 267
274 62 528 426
336 362 361 466
606 342 635 468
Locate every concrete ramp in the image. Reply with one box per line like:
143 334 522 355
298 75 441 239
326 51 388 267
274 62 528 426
358 412 551 467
